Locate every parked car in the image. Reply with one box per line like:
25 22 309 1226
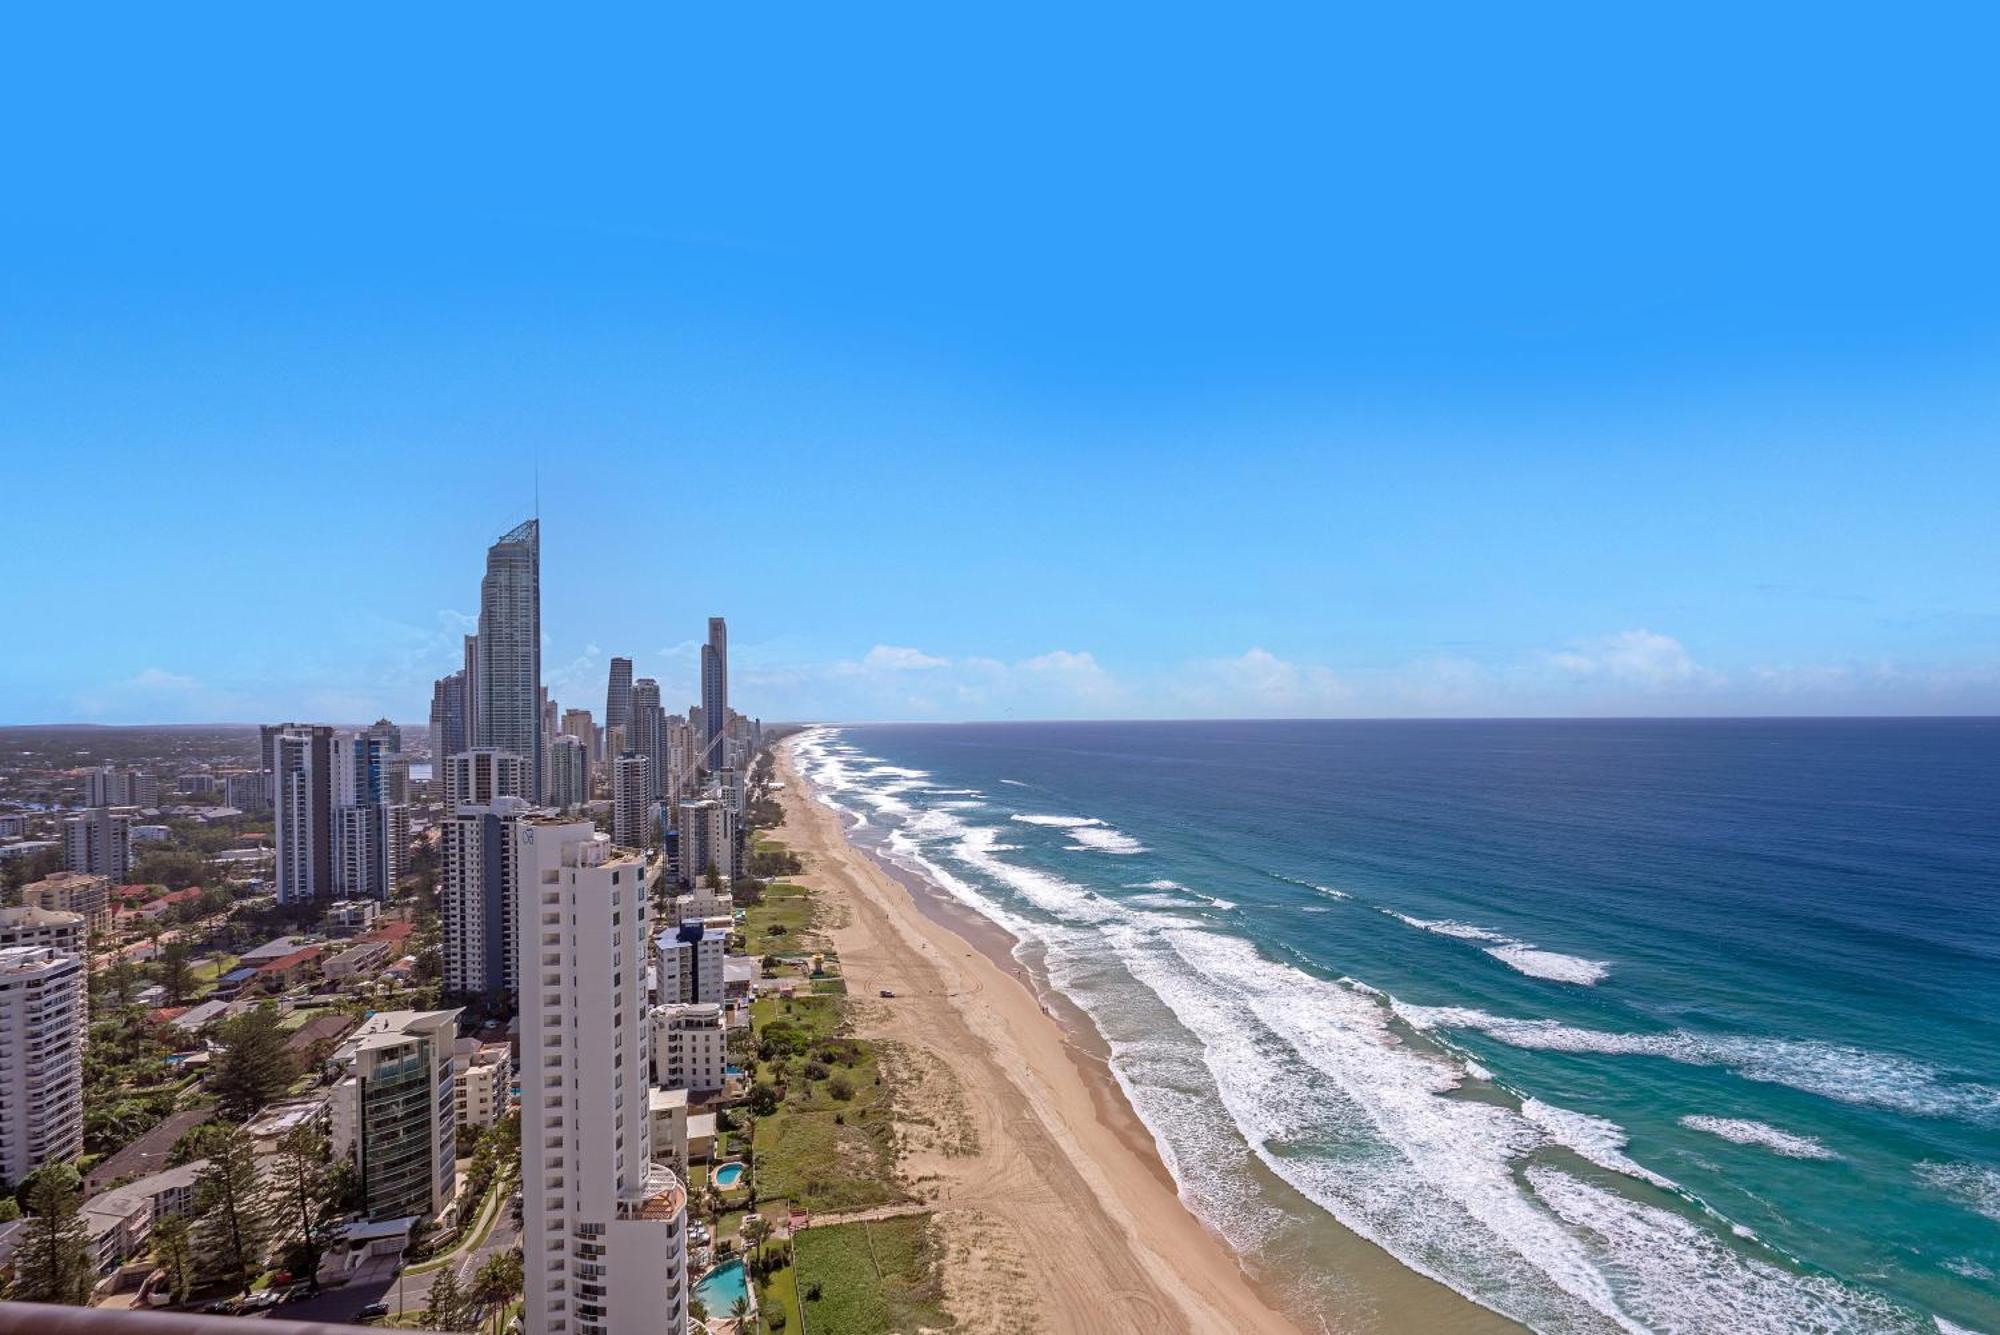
879 988 896 998
358 1300 392 1320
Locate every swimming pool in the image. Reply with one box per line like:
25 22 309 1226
713 1161 745 1189
693 1259 748 1312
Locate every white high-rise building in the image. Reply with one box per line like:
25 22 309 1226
610 754 652 851
673 798 736 887
333 732 409 901
516 821 687 1335
61 807 132 884
476 519 542 801
0 946 85 1185
271 724 337 906
444 748 528 808
84 767 157 809
654 922 725 1006
547 735 589 813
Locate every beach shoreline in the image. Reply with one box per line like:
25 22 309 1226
773 739 1305 1333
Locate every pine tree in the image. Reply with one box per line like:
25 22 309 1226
207 1005 299 1120
151 1212 195 1303
7 1165 92 1305
272 1123 343 1288
424 1266 474 1331
190 1125 278 1294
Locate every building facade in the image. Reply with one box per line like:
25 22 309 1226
441 795 537 1000
61 808 132 885
475 519 542 802
547 735 589 813
654 922 725 1006
271 724 337 907
0 946 86 1185
648 1004 727 1094
516 820 687 1335
329 1009 461 1222
610 754 652 851
22 872 111 937
443 748 528 809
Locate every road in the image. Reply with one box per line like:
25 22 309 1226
275 1191 519 1327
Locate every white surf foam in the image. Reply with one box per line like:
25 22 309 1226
1521 1099 1676 1189
1381 910 1609 984
1065 825 1147 854
1387 912 1511 942
1012 813 1102 827
1525 1166 1925 1333
1679 1116 1839 1160
1918 1162 2000 1223
1396 1005 2000 1124
999 778 1030 787
1484 945 1612 985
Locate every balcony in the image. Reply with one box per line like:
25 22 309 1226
617 1163 686 1223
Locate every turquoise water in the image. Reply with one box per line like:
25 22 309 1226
795 721 2000 1334
714 1161 745 1189
693 1259 748 1312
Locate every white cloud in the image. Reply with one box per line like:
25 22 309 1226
1176 648 1353 714
129 667 200 691
862 644 949 671
1546 629 1716 689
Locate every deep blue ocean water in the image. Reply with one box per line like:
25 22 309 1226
792 719 2000 1334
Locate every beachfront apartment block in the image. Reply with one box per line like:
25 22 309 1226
84 766 158 809
655 920 726 1006
517 818 688 1335
61 807 132 885
649 1003 727 1093
22 871 112 936
0 945 86 1185
329 1008 462 1223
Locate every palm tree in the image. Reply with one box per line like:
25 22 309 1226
741 1216 772 1270
730 1293 752 1327
473 1248 524 1335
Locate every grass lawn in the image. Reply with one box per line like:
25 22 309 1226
742 882 823 953
795 1216 949 1335
750 997 905 1214
755 1258 802 1335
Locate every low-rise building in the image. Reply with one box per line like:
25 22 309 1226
452 1038 510 1129
22 871 112 936
79 1159 207 1278
649 1002 727 1093
655 920 726 1006
324 899 382 935
244 1096 330 1155
323 940 391 982
648 1087 689 1175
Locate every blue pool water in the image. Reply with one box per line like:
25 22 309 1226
713 1161 745 1189
693 1259 747 1312
794 720 2000 1333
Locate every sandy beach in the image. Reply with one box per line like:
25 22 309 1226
775 742 1304 1334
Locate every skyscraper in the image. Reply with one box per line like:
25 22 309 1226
462 633 481 751
441 794 534 1000
515 820 687 1335
333 732 409 901
630 678 667 801
271 724 336 906
559 707 596 766
547 735 589 812
476 519 542 800
430 670 469 770
699 617 727 772
610 753 652 850
604 656 633 754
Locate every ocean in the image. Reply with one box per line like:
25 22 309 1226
790 719 2000 1334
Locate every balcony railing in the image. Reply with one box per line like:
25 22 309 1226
0 1303 438 1335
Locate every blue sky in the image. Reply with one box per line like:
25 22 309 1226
3 4 1997 724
